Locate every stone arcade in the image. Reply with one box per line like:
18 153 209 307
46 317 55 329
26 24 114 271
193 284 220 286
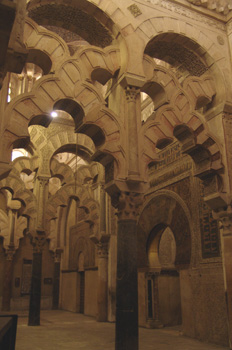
0 0 232 349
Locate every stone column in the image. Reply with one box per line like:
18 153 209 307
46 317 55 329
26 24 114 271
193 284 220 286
214 207 232 347
97 242 109 322
52 249 62 310
1 246 15 311
28 231 46 326
115 192 143 350
29 176 49 326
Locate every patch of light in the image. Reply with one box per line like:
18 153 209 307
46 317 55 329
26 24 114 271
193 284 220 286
11 149 28 161
51 111 58 118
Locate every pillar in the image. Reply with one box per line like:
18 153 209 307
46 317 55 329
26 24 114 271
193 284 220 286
52 249 62 310
28 231 46 326
1 247 15 311
97 242 109 321
214 207 232 348
29 174 49 326
115 192 143 350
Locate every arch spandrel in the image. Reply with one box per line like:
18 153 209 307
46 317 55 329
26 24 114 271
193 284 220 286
138 191 192 269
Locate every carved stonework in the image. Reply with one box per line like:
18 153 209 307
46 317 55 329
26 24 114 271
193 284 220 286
145 41 208 77
97 242 109 259
127 4 142 17
213 206 232 237
28 4 112 48
31 232 46 253
53 249 62 263
141 0 226 30
125 86 140 102
115 192 144 221
223 115 232 190
5 246 16 261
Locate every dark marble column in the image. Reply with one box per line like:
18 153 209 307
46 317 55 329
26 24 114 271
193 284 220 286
52 250 62 310
1 247 15 311
97 242 109 322
28 232 46 326
214 208 232 347
116 218 138 350
114 192 143 350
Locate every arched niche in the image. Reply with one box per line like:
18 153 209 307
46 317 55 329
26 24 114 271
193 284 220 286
138 191 192 270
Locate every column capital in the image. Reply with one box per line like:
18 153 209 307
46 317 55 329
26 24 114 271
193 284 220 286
115 191 144 221
97 242 109 259
213 205 232 236
53 249 63 263
37 176 49 185
31 231 46 253
5 245 16 261
125 86 140 102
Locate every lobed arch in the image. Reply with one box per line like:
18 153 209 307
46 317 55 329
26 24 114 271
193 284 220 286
73 162 105 186
50 158 74 185
0 176 37 220
24 17 70 72
11 156 39 176
45 183 99 223
77 105 126 179
0 210 28 250
4 74 105 156
143 108 223 177
75 45 121 84
142 55 216 111
137 190 193 270
137 21 230 108
140 68 223 175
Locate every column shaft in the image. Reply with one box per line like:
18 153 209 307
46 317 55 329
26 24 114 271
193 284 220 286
2 256 14 311
115 219 138 350
52 261 60 310
97 244 108 322
28 251 42 326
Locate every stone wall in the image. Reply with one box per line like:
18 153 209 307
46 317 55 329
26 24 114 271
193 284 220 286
137 141 229 345
180 267 228 346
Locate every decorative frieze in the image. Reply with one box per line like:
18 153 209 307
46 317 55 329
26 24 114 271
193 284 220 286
137 0 226 31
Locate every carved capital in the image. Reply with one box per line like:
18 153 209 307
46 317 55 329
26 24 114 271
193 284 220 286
115 192 144 221
213 206 232 236
125 86 140 102
97 242 109 259
5 245 16 261
53 249 63 263
37 176 49 187
31 232 46 253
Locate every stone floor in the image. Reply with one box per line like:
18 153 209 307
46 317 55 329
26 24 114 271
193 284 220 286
9 310 229 350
